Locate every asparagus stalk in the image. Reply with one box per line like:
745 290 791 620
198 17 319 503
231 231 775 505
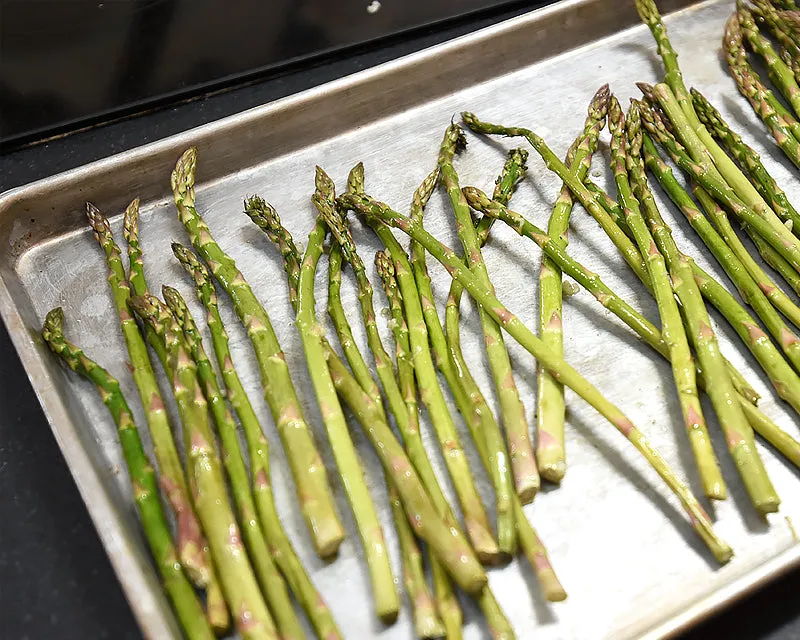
247 196 459 637
324 351 509 635
637 0 799 236
122 200 169 368
338 190 733 563
170 147 344 558
42 308 214 640
241 188 488 597
405 163 514 553
172 243 342 640
485 111 758 407
129 293 278 640
691 88 800 233
443 150 529 539
161 286 305 640
637 98 800 275
312 208 446 637
388 482 446 640
300 170 400 623
739 3 800 120
374 250 464 639
85 202 226 630
611 100 726 500
438 125 538 504
311 195 444 638
626 109 779 515
640 99 800 331
641 132 800 389
536 84 609 482
514 182 800 469
377 217 566 603
654 81 800 256
328 169 505 570
462 180 782 519
345 166 544 631
345 167 502 563
724 14 800 166
576 142 800 433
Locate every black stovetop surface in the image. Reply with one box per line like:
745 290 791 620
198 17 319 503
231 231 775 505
1 0 524 146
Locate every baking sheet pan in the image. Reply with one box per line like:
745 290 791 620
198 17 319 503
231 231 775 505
2 0 800 638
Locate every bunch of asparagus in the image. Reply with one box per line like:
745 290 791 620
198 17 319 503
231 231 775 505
39 0 800 638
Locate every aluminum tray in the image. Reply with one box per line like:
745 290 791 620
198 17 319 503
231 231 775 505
2 0 800 638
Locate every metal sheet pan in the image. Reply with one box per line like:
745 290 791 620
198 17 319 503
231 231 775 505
2 0 799 638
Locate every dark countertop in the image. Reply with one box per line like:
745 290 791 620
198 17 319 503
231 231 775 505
0 4 798 639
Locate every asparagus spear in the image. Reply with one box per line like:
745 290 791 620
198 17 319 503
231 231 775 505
640 99 800 331
637 98 800 276
241 189 488 597
637 0 800 249
362 155 561 600
309 193 444 638
739 3 800 120
405 163 514 553
387 482 446 640
42 308 214 640
345 167 502 563
641 131 800 387
85 202 226 630
574 138 800 431
480 175 800 472
129 293 278 640
443 150 529 542
338 190 733 563
300 169 400 623
172 243 342 640
610 100 726 500
247 196 460 637
691 88 800 233
122 200 169 368
438 124 538 504
374 199 566 603
324 350 510 636
627 110 779 515
724 14 800 166
536 84 609 482
161 286 306 640
248 185 520 639
462 180 780 519
479 111 758 408
374 250 464 639
341 166 532 635
170 147 344 558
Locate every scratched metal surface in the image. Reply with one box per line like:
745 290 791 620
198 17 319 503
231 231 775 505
2 0 800 638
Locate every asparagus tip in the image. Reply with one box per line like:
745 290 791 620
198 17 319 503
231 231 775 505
85 201 108 234
590 83 612 117
122 198 140 241
42 306 65 340
161 284 182 310
171 147 198 199
346 162 365 195
462 185 493 214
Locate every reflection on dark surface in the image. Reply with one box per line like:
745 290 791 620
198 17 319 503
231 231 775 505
0 0 522 145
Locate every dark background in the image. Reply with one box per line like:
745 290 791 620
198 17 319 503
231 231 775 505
0 0 798 637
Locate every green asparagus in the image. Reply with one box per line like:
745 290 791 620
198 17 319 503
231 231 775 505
338 189 733 563
170 147 344 558
42 308 214 640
